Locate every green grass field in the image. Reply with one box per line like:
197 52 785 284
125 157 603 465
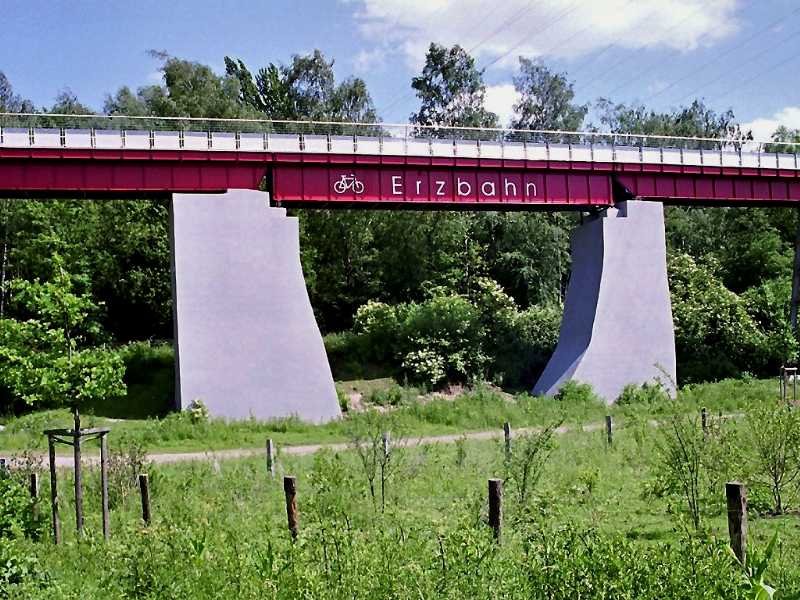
0 377 781 454
1 377 799 598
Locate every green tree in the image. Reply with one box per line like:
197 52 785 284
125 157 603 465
410 43 498 128
511 58 586 131
0 71 33 113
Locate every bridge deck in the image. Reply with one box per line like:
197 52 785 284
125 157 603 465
1 115 799 207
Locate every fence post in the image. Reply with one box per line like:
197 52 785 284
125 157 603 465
29 472 39 498
503 422 512 461
605 415 613 447
100 433 110 540
726 482 747 566
701 407 708 434
73 408 83 537
0 458 6 476
266 439 275 478
284 476 298 540
47 435 61 544
382 431 391 459
488 478 503 543
138 474 151 525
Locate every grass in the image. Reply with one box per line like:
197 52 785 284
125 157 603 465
2 399 799 598
0 377 781 455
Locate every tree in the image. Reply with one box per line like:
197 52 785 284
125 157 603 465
595 98 748 142
225 50 377 123
0 72 33 113
0 253 125 410
105 53 248 119
511 58 586 132
410 43 498 128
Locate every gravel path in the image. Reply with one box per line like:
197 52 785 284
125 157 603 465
8 419 625 469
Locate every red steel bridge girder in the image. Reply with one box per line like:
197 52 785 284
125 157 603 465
2 148 800 206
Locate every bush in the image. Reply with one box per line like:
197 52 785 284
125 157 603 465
669 253 782 382
554 380 602 405
368 384 413 407
0 475 45 541
617 382 671 406
746 403 800 514
349 279 561 389
0 538 47 597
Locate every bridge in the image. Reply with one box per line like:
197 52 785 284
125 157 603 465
2 113 800 206
1 113 795 422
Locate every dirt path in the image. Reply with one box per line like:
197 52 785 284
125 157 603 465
23 419 621 469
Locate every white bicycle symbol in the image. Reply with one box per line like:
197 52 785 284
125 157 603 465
333 173 365 194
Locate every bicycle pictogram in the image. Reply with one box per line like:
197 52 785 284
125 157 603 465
333 173 365 194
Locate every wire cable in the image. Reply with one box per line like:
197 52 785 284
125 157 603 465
642 5 800 105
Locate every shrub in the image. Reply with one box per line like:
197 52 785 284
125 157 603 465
0 539 47 597
617 382 671 406
669 253 773 382
400 295 487 387
368 385 409 407
0 474 45 541
554 380 602 405
746 403 800 514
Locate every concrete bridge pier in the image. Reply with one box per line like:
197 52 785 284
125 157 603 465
170 189 341 422
533 200 677 402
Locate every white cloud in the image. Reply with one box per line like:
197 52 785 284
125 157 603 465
741 106 800 141
484 83 519 126
354 47 387 73
348 0 740 70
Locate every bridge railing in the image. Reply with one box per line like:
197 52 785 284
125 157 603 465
0 113 798 167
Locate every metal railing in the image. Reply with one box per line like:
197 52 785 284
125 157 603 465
0 112 797 169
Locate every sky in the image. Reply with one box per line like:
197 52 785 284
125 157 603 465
1 0 799 140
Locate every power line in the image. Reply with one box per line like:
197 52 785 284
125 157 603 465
478 0 584 71
642 5 800 105
377 1 540 119
674 27 800 106
382 0 586 121
564 3 665 80
704 48 799 109
579 3 708 95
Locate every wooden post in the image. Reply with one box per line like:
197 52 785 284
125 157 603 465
283 475 298 540
503 422 511 461
488 478 503 543
100 433 110 540
47 435 61 545
726 482 747 566
29 472 39 498
138 473 151 525
701 407 708 433
382 431 391 459
266 439 275 478
72 408 83 537
0 458 6 476
605 415 613 447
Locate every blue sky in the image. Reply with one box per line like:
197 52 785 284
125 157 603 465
2 0 799 138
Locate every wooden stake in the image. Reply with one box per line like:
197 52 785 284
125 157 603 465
503 422 512 461
701 407 708 433
47 435 61 545
605 415 613 447
266 439 275 478
72 408 83 537
29 472 39 498
284 475 298 540
100 434 110 540
139 473 151 525
382 431 391 459
488 478 503 543
726 482 748 566
0 458 6 476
